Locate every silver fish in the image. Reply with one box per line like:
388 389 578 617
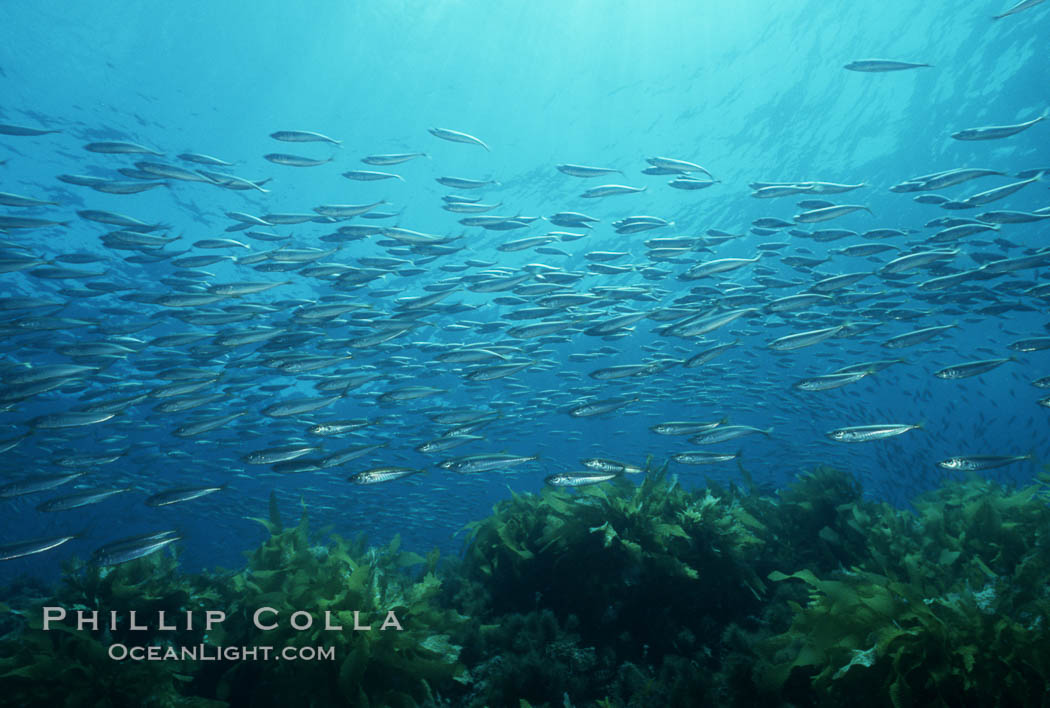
270 130 341 145
361 152 428 165
179 152 235 166
672 450 740 464
0 471 86 498
934 358 1013 380
793 204 871 223
579 184 647 198
994 0 1046 18
428 127 490 150
37 487 131 512
769 325 847 351
349 467 422 484
650 420 726 435
264 153 333 167
844 59 931 72
952 114 1045 140
92 531 180 566
826 423 921 442
646 157 714 179
545 471 618 487
690 425 772 444
936 454 1032 471
84 140 163 155
0 534 78 561
793 371 872 391
556 163 623 177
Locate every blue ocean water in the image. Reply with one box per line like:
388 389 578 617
0 0 1047 589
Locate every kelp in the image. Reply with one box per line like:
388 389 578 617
0 496 468 708
458 461 770 663
1 470 1048 707
741 465 872 575
758 476 1050 707
0 550 224 708
204 499 469 707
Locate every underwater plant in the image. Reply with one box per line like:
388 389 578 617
458 462 770 666
757 475 1050 707
0 495 470 708
195 496 469 707
0 549 224 708
1 471 1048 707
740 464 873 575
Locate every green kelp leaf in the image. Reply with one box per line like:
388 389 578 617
590 520 618 547
387 533 401 555
543 492 575 516
733 506 765 532
345 565 371 594
414 571 443 597
248 569 284 584
654 522 689 541
873 624 917 654
337 643 370 698
854 585 897 617
268 490 283 533
245 516 278 536
452 664 471 685
396 551 427 568
889 675 911 708
676 559 700 580
621 538 643 560
425 547 440 573
419 634 461 662
832 646 877 680
790 643 826 671
937 549 961 566
769 568 821 586
495 523 533 560
972 556 996 578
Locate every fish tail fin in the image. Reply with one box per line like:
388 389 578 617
914 420 926 431
763 427 774 436
396 175 405 182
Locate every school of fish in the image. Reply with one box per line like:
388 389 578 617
0 0 1048 567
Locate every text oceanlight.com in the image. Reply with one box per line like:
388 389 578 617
108 644 336 662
